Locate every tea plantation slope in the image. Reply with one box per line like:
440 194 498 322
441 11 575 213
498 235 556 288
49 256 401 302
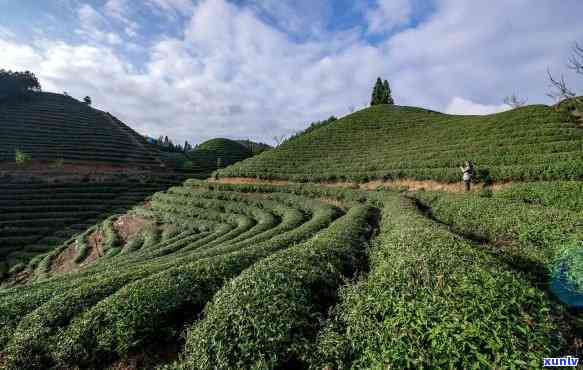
0 92 161 167
162 138 254 174
218 104 583 182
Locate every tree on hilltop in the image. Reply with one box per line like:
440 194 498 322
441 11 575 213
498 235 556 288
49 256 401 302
370 77 394 106
84 96 92 105
370 77 384 106
0 70 41 100
383 80 394 105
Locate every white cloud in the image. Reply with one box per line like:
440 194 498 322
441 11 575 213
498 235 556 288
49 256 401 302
104 0 140 38
77 4 123 45
384 0 583 110
247 0 331 36
367 0 412 34
3 0 583 147
146 0 197 17
104 0 127 17
445 97 509 115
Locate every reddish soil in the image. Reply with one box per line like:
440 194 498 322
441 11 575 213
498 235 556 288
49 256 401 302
213 177 513 193
50 243 79 275
114 214 152 242
81 230 105 266
210 177 291 186
47 229 106 275
48 214 151 275
3 268 33 287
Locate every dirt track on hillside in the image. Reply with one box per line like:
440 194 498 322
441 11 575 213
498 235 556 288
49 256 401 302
212 177 512 193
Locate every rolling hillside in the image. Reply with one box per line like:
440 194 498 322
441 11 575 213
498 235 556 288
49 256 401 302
0 92 186 281
0 180 580 369
0 95 581 369
0 92 163 168
218 104 583 182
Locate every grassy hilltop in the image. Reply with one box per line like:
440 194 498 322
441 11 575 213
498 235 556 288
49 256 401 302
219 104 583 182
159 138 255 174
0 92 162 167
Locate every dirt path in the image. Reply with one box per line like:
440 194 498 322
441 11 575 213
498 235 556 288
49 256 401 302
212 177 512 193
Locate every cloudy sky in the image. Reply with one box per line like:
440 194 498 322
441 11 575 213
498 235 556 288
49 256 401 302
1 0 583 145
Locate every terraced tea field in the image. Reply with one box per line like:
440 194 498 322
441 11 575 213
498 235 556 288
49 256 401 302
218 104 583 183
0 93 162 168
0 180 580 369
0 179 181 283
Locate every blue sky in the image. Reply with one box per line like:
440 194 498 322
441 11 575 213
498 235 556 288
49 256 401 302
1 0 583 144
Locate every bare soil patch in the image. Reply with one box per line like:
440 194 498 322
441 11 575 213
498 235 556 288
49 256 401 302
114 214 152 243
214 177 513 193
210 177 290 186
82 230 105 266
50 242 79 275
7 268 33 286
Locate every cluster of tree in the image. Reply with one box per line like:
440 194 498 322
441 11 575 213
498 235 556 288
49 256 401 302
0 70 41 100
149 135 194 153
370 77 394 106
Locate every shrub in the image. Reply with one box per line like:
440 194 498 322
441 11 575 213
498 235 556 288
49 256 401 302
312 194 566 369
15 149 32 166
182 205 372 368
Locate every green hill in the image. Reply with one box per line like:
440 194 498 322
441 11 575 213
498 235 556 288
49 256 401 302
218 104 583 182
0 92 162 168
196 138 252 166
157 138 254 174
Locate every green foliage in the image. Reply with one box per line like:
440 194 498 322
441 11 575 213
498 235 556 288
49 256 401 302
287 116 338 144
312 194 566 369
182 205 371 368
495 181 583 212
414 191 583 292
0 69 41 100
371 77 393 106
159 138 252 173
383 79 394 105
218 104 583 182
0 182 579 369
15 149 32 165
0 180 180 270
179 159 193 171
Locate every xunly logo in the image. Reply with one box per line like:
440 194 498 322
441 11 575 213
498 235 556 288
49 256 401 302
543 356 579 367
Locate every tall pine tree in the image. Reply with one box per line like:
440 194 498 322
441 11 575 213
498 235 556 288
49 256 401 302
370 77 384 106
383 80 394 105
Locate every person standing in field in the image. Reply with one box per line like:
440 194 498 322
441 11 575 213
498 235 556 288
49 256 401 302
460 160 475 191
